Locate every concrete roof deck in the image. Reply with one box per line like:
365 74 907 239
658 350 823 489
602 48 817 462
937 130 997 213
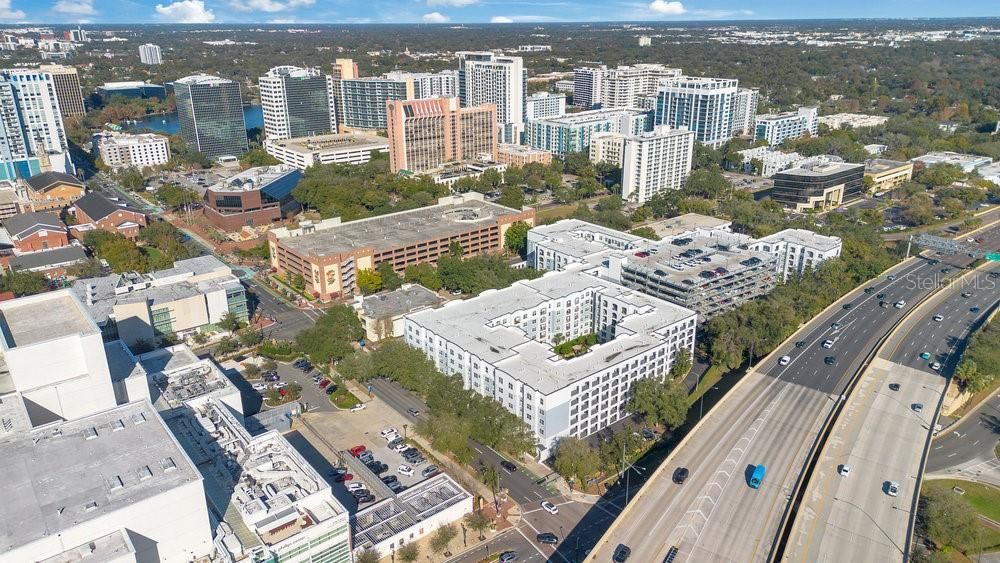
0 291 97 348
361 285 442 319
646 213 732 239
279 199 525 258
0 401 200 553
623 231 774 289
269 133 389 153
38 528 135 563
760 228 842 252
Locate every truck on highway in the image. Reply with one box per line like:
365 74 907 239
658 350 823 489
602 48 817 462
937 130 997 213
749 464 767 489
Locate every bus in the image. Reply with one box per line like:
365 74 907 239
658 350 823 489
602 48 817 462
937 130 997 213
749 464 767 489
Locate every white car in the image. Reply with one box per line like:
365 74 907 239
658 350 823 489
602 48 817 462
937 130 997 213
913 403 924 413
398 464 414 477
822 340 834 349
932 315 944 322
274 381 288 389
838 464 851 477
930 362 941 371
778 356 791 366
393 443 410 453
886 481 899 497
541 501 558 515
384 431 400 442
252 382 268 391
380 428 399 439
894 301 905 309
350 403 367 412
346 483 367 492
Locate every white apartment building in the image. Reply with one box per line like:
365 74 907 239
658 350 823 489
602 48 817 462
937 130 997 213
589 132 625 166
655 76 739 148
590 125 695 204
138 43 161 64
405 266 697 459
731 87 759 136
639 36 652 46
737 146 808 177
96 132 171 171
817 113 889 129
0 68 73 180
751 229 843 281
755 107 818 145
259 66 336 140
457 52 526 144
383 69 458 98
264 132 389 170
572 64 682 110
526 91 567 121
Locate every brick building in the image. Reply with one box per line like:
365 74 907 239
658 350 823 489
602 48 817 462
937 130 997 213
3 211 69 252
24 171 85 211
268 193 534 301
203 165 302 231
72 192 147 239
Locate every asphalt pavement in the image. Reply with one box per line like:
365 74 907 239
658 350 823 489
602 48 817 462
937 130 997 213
589 221 1000 563
249 280 323 340
927 388 1000 487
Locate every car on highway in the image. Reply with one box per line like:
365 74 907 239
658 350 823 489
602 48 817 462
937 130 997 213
887 274 897 281
537 532 559 545
838 464 851 477
933 315 944 322
350 403 367 412
498 551 518 563
930 362 941 371
822 339 834 349
407 407 421 417
672 467 689 484
795 340 806 348
889 383 900 391
842 303 853 310
919 352 931 360
500 460 518 473
398 464 414 477
778 355 791 366
541 501 559 515
962 292 973 298
912 403 924 413
824 356 837 366
971 306 981 313
749 464 767 489
613 544 632 562
885 481 900 497
830 322 841 330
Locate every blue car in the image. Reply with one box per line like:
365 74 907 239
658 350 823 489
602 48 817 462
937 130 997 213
749 464 767 489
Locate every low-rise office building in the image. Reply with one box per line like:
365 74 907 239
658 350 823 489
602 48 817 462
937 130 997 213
495 143 553 167
736 146 808 177
268 193 534 301
264 133 389 170
817 113 888 129
910 151 993 174
71 255 249 346
864 159 914 194
354 284 443 342
95 132 171 171
754 107 818 146
770 158 865 212
203 165 302 231
526 108 651 157
405 265 697 459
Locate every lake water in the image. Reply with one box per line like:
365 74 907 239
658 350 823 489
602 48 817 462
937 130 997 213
125 105 263 135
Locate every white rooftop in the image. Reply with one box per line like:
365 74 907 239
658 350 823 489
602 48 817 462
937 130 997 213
759 228 842 252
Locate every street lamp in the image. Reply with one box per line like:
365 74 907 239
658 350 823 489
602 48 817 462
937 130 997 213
403 423 408 440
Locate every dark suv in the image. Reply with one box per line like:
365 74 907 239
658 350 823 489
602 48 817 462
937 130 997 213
500 460 518 473
613 544 632 562
672 467 689 484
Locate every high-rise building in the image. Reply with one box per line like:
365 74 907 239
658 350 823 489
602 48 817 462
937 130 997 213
457 52 526 144
386 97 496 174
336 76 414 131
526 91 566 121
138 43 162 65
172 74 248 159
655 76 739 148
730 87 759 136
37 64 85 118
526 108 651 157
383 70 458 98
755 107 818 146
0 68 73 180
573 64 682 110
259 66 336 140
590 125 695 204
331 58 359 80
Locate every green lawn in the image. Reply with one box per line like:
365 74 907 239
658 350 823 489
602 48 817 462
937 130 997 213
329 387 361 409
924 479 1000 522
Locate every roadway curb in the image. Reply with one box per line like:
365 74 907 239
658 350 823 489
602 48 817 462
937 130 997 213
584 256 928 562
776 262 990 561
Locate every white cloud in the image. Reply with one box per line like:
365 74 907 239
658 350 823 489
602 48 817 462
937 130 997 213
53 0 95 15
155 0 215 22
229 0 314 12
0 0 25 19
690 8 753 17
422 11 449 22
427 0 477 6
269 16 297 23
490 16 513 23
648 0 685 15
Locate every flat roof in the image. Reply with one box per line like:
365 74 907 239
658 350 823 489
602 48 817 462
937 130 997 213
777 159 862 177
531 107 647 126
407 266 695 395
267 133 389 154
38 528 135 563
0 401 201 553
530 219 645 264
759 228 842 252
865 159 911 173
622 230 776 288
105 341 146 384
138 345 236 410
0 290 97 348
361 284 442 319
911 151 992 167
277 195 525 258
646 213 732 239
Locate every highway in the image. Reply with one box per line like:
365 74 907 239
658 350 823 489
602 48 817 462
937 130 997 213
785 263 1000 562
589 222 1000 563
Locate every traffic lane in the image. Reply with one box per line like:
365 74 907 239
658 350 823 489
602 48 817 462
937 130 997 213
249 283 321 341
370 378 555 505
555 497 626 562
446 529 544 563
927 394 1000 473
517 496 585 558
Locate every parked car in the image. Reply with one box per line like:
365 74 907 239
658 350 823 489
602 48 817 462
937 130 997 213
400 447 419 458
421 465 440 478
356 493 376 504
346 483 367 492
264 374 279 382
912 403 924 413
319 379 331 389
381 475 399 486
333 473 353 483
380 428 399 439
274 381 288 389
358 451 374 464
537 532 559 545
398 464 415 477
498 551 518 563
388 437 404 449
889 383 900 391
349 445 367 457
541 501 558 515
350 403 367 412
641 428 656 441
392 442 409 453
367 462 388 475
325 386 336 394
252 383 268 391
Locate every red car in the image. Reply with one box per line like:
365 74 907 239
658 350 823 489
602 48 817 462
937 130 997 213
319 379 331 389
334 473 353 483
349 445 367 457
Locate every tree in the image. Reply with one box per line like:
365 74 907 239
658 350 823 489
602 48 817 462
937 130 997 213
669 349 693 380
553 436 601 485
376 262 402 291
630 226 660 240
920 487 982 553
115 166 145 191
915 163 966 188
155 183 200 209
464 510 492 540
243 364 261 378
0 270 49 296
430 523 458 556
240 148 279 167
496 185 524 209
902 194 935 226
354 549 380 563
238 328 264 348
295 304 364 364
627 378 689 428
218 311 243 333
449 241 464 257
404 263 442 291
685 168 731 200
67 257 103 279
215 336 239 355
504 221 531 256
337 351 375 382
397 542 419 563
356 268 382 295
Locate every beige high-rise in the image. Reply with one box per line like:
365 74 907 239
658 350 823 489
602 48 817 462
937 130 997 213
386 97 496 174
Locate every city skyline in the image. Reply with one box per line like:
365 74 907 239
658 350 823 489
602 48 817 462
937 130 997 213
9 0 1000 25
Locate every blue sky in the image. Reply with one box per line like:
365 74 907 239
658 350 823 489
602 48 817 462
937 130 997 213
7 0 999 25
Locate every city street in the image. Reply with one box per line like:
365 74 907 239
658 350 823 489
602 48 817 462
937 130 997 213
927 391 1000 487
249 280 323 341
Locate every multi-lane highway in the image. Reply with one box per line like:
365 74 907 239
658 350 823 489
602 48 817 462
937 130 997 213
785 262 1000 562
589 222 1000 563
